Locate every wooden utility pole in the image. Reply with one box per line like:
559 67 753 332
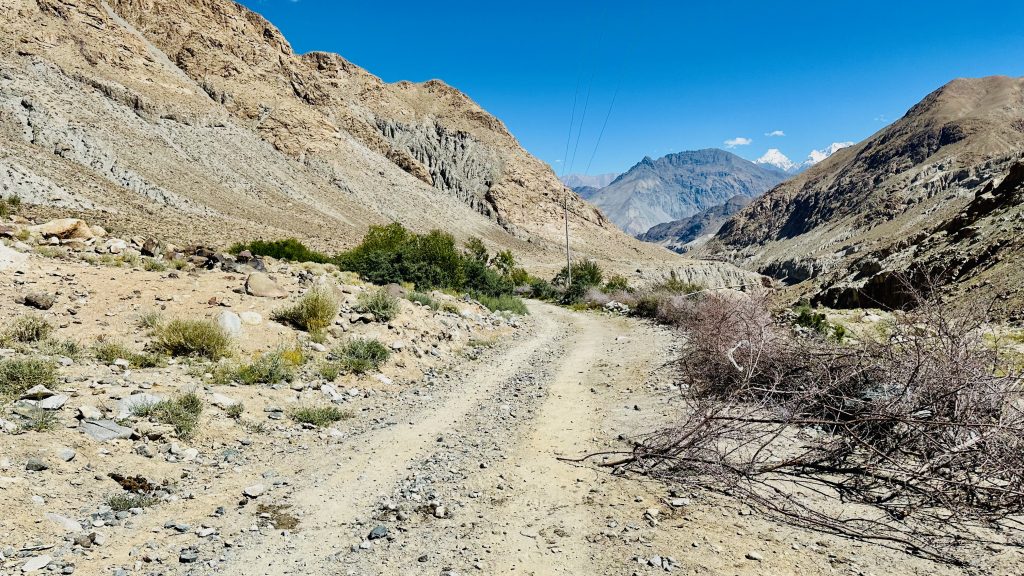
564 192 572 287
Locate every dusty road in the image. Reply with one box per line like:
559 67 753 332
217 303 986 576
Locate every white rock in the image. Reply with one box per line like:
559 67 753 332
217 311 243 337
239 311 263 325
78 406 102 420
45 512 83 533
243 484 265 498
210 393 240 409
21 555 52 573
37 394 69 410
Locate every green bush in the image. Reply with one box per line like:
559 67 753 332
357 288 400 322
236 350 297 385
0 358 59 399
106 493 157 512
4 315 53 344
655 271 702 295
290 405 351 427
155 319 232 360
477 294 529 315
273 285 340 335
406 291 438 310
0 194 21 218
93 339 164 368
794 302 846 342
132 392 204 440
332 338 391 374
38 338 83 359
553 259 604 303
604 274 632 292
229 238 331 263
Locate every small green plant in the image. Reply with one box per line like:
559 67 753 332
440 302 460 314
132 392 204 440
406 291 438 310
604 274 632 293
317 362 342 381
554 259 604 303
155 319 232 360
655 271 702 295
356 288 400 322
20 409 59 432
106 493 157 512
0 194 21 218
290 405 351 427
0 358 58 399
226 403 244 419
467 338 496 348
93 339 164 368
332 338 391 374
4 315 53 344
142 258 166 272
236 350 297 385
38 338 82 359
794 301 846 342
476 293 529 315
137 310 164 331
273 285 339 335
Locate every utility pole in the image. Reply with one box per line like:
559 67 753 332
564 192 572 287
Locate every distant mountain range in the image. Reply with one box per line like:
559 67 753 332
755 142 855 174
637 195 751 253
580 149 787 236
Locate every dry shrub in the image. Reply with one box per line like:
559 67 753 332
615 287 1024 563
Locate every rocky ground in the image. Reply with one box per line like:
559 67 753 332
2 223 1022 576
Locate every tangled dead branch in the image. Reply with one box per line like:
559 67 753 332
609 286 1024 564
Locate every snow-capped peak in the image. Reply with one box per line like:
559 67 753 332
804 142 854 166
755 148 796 173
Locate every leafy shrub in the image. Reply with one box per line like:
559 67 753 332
4 315 53 344
21 409 59 432
0 194 21 218
133 392 203 440
155 319 232 360
406 291 438 310
137 311 164 331
476 293 529 315
0 358 58 399
794 301 846 341
553 259 604 303
226 402 245 419
655 271 702 295
273 285 339 335
93 339 164 368
106 493 157 512
38 338 83 359
332 338 391 374
236 350 297 385
230 238 330 263
604 274 632 293
357 288 400 322
290 405 351 427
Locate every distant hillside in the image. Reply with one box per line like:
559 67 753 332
638 195 751 253
704 76 1024 313
561 173 619 190
587 149 787 235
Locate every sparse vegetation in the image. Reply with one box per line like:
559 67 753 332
131 392 204 440
331 338 391 374
290 404 351 427
406 291 438 310
356 288 400 322
142 258 166 272
38 338 83 359
93 338 165 368
137 310 164 331
793 300 847 341
0 358 59 399
155 318 232 360
20 409 59 432
226 402 244 419
272 285 339 335
3 315 53 344
236 350 299 385
0 194 21 218
476 293 529 315
106 493 157 512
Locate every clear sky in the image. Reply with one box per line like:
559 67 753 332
239 0 1024 176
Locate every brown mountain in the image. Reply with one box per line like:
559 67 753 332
703 76 1024 312
0 0 758 284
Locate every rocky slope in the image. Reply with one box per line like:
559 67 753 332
638 195 751 253
704 76 1024 312
0 0 749 281
587 149 787 236
561 173 619 190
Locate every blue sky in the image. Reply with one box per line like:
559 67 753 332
239 0 1024 175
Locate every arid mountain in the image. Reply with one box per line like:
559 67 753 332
638 195 751 253
561 173 619 190
587 149 787 236
704 76 1024 312
0 0 760 284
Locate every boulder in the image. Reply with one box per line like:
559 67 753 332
239 311 263 325
216 311 242 337
80 420 135 442
245 273 287 298
0 244 28 272
28 219 93 240
22 292 55 310
45 512 83 533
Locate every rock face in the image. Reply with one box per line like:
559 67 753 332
704 76 1024 312
0 0 690 274
587 149 788 236
245 273 287 299
638 195 752 253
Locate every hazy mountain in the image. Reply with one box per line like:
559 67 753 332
638 195 751 253
586 149 788 235
561 173 619 190
705 76 1024 313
